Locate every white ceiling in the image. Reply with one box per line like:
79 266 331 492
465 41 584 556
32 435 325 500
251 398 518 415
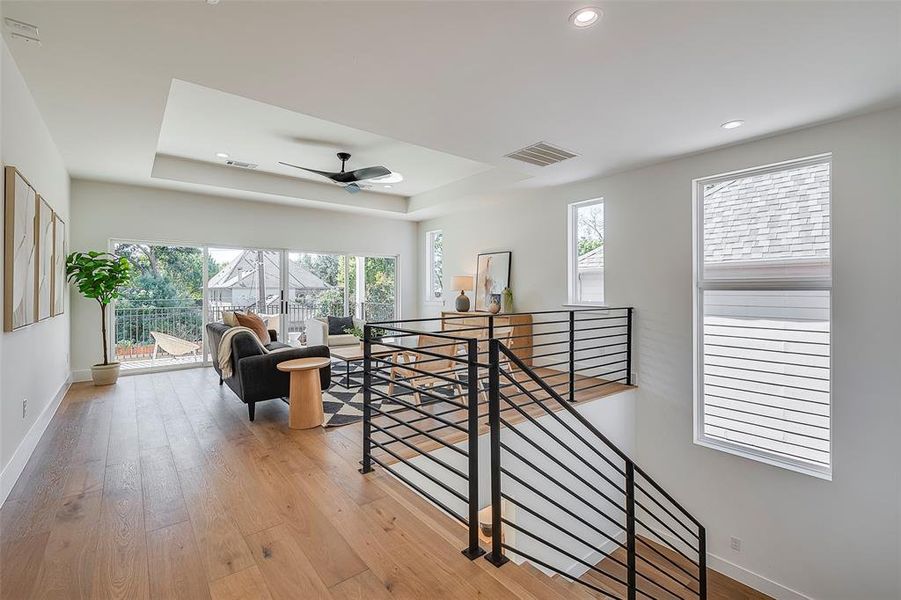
156 79 494 197
2 1 899 218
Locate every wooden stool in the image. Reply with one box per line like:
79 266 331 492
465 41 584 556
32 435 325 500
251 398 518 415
276 357 330 429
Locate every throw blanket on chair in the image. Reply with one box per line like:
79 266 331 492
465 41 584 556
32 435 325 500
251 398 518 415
218 326 290 379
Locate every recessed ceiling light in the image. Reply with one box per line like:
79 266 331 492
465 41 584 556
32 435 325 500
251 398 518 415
370 172 403 184
570 7 602 28
205 0 221 5
721 120 745 130
383 185 393 189
215 152 229 159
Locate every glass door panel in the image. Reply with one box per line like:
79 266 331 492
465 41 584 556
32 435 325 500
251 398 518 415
207 247 283 335
361 256 397 322
112 242 205 370
288 252 347 344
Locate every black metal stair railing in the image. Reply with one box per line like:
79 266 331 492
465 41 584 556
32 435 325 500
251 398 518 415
486 340 706 600
359 308 706 598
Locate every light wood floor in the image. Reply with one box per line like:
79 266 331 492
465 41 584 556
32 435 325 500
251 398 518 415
2 368 766 599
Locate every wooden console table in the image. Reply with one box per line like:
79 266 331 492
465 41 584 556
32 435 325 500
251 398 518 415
440 311 533 366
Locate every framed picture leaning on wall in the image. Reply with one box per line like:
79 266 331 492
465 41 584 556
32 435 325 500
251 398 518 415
474 251 511 311
51 213 66 317
4 166 38 331
37 196 54 321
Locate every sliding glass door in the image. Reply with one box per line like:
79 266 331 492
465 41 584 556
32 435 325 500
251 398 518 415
112 242 207 369
112 240 399 372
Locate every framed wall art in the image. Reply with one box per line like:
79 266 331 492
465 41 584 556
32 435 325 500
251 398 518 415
4 166 38 331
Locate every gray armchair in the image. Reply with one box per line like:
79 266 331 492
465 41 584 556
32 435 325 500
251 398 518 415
206 323 331 421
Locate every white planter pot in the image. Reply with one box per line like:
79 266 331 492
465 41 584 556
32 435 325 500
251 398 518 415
91 362 121 386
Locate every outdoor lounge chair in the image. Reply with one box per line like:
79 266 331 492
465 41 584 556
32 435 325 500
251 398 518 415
150 331 201 360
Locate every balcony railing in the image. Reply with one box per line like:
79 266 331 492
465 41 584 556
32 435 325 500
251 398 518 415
114 298 397 366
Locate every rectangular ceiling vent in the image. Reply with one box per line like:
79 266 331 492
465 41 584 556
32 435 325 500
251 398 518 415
225 160 258 169
5 17 41 44
505 141 578 167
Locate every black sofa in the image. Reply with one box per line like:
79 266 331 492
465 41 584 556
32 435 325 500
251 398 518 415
206 322 331 421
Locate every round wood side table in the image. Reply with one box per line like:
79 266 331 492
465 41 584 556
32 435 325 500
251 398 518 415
276 356 331 429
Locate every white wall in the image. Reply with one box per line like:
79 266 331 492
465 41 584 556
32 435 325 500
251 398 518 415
69 179 419 376
418 107 901 600
0 40 71 502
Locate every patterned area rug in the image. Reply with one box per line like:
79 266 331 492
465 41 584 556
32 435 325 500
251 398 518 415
321 358 462 428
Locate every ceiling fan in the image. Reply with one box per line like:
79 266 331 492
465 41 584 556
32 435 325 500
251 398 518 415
279 152 392 194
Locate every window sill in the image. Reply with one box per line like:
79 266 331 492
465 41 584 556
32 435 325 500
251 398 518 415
563 303 609 309
694 436 832 481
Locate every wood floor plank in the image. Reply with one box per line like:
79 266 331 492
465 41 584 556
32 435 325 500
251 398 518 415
136 377 170 452
140 446 189 532
245 524 334 600
90 459 150 600
0 531 50 599
105 378 141 466
208 566 273 600
147 521 212 600
327 570 393 600
176 466 256 582
30 491 103 598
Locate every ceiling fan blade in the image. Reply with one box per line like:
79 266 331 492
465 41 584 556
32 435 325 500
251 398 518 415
330 165 392 183
278 161 340 180
351 166 392 181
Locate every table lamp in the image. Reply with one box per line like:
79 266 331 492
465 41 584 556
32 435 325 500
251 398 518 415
452 275 474 312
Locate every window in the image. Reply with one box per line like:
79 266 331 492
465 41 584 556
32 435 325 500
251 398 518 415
425 230 443 301
693 155 832 479
568 199 604 304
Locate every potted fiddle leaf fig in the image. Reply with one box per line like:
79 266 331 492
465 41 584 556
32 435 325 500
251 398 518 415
66 251 132 385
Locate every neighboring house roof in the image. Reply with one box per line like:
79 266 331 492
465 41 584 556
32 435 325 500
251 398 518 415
207 250 329 290
704 162 830 264
578 246 604 270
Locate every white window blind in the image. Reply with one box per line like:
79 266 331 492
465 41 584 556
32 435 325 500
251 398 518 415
694 155 832 479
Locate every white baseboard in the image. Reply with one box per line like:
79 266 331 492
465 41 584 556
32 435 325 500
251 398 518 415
71 368 91 383
0 376 71 506
707 553 812 600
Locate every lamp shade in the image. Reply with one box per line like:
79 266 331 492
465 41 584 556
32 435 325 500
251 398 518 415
452 275 474 291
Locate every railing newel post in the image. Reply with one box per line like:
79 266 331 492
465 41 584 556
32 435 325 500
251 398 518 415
485 338 509 567
626 307 633 386
462 337 485 559
569 310 575 403
360 324 373 474
699 525 707 600
625 462 636 600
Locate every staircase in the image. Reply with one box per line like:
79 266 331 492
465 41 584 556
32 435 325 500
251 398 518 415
360 308 706 600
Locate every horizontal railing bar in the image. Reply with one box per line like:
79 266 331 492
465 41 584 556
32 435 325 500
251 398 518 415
634 516 701 570
496 544 634 600
369 341 470 365
500 442 628 534
369 359 470 393
369 419 469 468
369 373 469 409
500 396 628 500
368 391 470 438
368 438 469 500
498 372 626 476
500 517 634 590
498 480 626 553
500 411 626 513
368 456 467 525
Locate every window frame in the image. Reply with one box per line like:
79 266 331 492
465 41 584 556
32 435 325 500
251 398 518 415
567 197 606 307
692 153 833 480
424 229 444 303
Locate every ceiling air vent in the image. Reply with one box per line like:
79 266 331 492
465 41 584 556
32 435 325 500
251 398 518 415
505 141 577 167
225 160 258 169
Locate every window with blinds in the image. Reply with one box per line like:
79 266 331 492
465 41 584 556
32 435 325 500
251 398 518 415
693 155 832 479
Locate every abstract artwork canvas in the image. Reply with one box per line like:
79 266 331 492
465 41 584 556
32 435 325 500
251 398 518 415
474 251 511 311
37 196 53 321
52 214 66 317
4 166 37 331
